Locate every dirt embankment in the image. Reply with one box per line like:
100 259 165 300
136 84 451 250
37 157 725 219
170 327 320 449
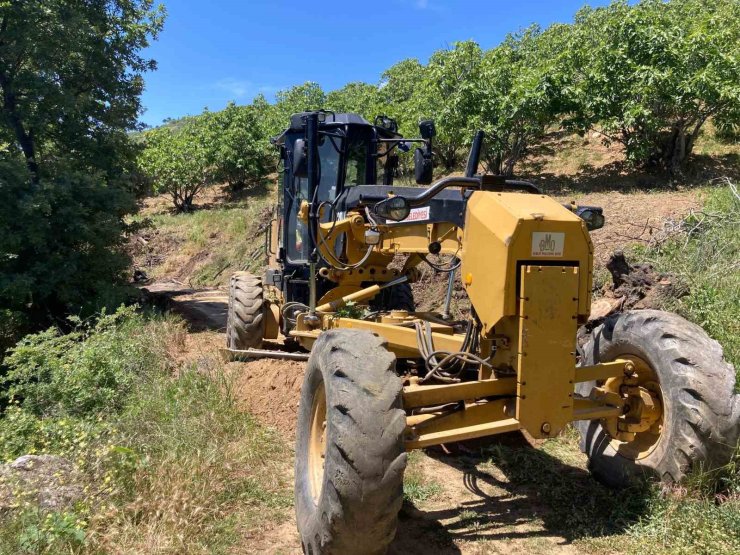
229 357 305 438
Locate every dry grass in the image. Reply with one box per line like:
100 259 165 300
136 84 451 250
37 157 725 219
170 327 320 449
87 357 292 554
130 182 275 288
0 311 291 554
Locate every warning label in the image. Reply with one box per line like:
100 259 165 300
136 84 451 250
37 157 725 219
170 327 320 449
401 206 430 223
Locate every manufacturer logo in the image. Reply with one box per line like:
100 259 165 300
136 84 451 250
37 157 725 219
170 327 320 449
531 232 565 257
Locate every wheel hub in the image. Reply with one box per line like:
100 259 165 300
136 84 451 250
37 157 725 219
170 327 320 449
599 356 664 460
308 385 327 504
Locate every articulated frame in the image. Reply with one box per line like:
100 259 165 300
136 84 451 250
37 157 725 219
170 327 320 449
288 191 639 450
291 310 632 451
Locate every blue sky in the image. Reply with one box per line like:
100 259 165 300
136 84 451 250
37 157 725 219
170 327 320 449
140 0 612 126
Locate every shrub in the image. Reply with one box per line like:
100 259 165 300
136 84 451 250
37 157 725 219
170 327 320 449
2 307 174 419
0 165 136 327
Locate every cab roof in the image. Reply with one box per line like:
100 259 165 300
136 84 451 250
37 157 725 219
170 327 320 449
273 111 401 145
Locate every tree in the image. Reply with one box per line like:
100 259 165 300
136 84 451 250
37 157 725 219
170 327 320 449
208 103 271 191
139 117 217 212
475 28 559 175
0 1 163 338
0 1 165 182
139 102 272 209
423 41 483 171
267 82 326 139
379 58 428 137
326 82 383 121
0 160 135 320
558 0 740 173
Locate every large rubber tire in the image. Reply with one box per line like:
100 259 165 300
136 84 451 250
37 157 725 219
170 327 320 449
295 330 407 555
576 309 739 488
370 282 415 312
226 272 265 350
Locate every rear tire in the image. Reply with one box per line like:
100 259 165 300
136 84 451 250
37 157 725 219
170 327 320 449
371 282 415 312
576 310 739 488
295 329 407 555
226 272 265 350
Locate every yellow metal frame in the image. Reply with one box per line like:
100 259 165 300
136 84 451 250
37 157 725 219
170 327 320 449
288 191 656 451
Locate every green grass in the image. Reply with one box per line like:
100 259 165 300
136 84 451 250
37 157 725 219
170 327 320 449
0 307 290 554
403 451 442 504
632 183 740 381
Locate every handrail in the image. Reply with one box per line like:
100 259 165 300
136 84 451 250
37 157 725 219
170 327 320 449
407 176 481 207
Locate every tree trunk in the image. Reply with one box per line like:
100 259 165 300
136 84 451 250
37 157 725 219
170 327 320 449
0 69 40 183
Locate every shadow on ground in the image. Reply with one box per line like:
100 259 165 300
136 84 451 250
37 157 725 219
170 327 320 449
521 153 740 195
391 433 651 554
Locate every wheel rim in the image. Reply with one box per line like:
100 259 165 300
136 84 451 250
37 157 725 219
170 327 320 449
602 355 664 461
307 383 327 504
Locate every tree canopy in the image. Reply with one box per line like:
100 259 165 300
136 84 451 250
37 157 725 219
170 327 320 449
0 1 164 342
0 0 164 181
142 0 738 190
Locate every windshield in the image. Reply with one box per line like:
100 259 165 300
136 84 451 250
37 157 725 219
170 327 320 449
286 135 342 263
345 140 367 186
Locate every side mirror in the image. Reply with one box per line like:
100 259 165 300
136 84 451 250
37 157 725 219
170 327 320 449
419 120 436 139
292 138 307 178
575 206 605 231
374 196 410 222
414 147 433 185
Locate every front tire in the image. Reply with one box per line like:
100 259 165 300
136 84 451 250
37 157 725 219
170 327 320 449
295 330 407 555
576 310 739 488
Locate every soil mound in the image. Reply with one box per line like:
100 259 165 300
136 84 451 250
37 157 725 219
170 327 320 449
229 357 306 439
589 251 687 321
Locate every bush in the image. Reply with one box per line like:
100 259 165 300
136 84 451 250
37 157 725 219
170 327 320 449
2 308 173 420
0 306 180 458
0 306 288 553
0 164 135 327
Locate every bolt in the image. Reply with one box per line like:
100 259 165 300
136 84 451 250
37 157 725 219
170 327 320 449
541 422 551 434
624 361 635 374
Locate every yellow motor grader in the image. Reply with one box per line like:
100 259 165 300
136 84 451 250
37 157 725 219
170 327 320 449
226 111 738 555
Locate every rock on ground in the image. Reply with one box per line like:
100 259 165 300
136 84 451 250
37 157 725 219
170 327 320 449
0 455 83 513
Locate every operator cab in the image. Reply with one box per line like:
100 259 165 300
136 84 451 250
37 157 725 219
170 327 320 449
273 112 404 265
269 112 436 320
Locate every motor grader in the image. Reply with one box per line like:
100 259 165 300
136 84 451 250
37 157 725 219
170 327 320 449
226 111 738 555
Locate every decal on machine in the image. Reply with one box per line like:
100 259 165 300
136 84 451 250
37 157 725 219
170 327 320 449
401 206 430 223
531 232 565 257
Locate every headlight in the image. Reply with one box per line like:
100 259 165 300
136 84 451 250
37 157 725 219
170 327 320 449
373 196 411 222
575 206 605 231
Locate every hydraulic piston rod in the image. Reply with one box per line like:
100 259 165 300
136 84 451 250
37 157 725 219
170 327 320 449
316 275 409 313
